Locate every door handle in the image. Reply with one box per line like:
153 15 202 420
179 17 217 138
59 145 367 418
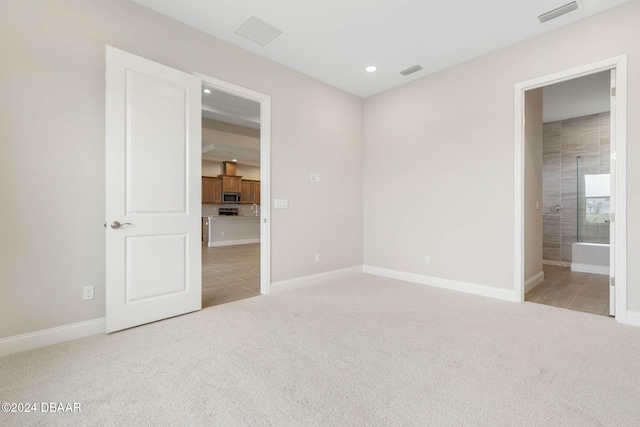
110 221 132 229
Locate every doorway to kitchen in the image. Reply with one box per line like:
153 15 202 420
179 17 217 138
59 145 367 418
198 75 271 307
514 56 628 323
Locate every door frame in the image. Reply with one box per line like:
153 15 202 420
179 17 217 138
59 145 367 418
196 73 272 295
513 55 628 323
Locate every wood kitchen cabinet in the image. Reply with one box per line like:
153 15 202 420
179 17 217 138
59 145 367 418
255 182 260 204
241 180 260 204
219 175 242 193
202 176 221 203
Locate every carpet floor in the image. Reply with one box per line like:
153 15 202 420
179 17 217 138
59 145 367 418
1 273 639 426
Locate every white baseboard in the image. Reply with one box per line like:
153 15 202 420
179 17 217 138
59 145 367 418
571 263 610 275
271 266 363 293
208 238 260 247
0 318 105 357
624 310 640 327
525 271 545 293
363 265 518 302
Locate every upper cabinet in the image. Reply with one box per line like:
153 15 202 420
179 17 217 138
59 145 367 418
241 180 261 204
219 176 242 193
202 176 221 203
202 175 259 204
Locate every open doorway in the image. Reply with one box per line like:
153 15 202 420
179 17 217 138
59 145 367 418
524 71 611 315
514 56 628 323
198 77 271 307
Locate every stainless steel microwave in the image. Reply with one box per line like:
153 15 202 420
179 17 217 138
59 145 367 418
222 192 241 204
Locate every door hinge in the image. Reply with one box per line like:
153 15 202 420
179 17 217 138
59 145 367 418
611 87 616 97
610 277 616 287
611 151 616 161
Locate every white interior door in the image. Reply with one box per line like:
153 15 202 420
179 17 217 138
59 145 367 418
105 46 201 333
609 69 617 316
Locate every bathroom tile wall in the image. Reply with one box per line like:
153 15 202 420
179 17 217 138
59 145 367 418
543 113 610 262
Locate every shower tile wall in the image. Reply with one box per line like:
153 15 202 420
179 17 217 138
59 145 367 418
543 112 610 263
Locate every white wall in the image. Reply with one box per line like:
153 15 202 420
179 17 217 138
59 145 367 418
202 160 260 180
543 71 611 123
202 117 261 167
363 1 640 308
0 0 363 338
524 89 543 283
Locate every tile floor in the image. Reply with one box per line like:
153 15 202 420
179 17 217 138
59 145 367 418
525 264 610 316
202 243 260 308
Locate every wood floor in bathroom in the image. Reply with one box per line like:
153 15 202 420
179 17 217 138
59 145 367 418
526 264 610 317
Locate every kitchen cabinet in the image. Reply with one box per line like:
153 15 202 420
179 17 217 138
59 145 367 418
202 176 221 203
256 182 260 204
241 180 260 204
219 176 242 193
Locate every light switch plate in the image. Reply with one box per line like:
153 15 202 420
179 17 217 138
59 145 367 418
274 199 289 209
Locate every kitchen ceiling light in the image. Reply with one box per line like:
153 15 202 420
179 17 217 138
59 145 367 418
203 88 211 94
232 158 237 162
365 65 377 72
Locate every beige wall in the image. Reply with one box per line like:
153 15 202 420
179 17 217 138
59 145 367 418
363 1 640 307
202 161 261 180
202 118 261 171
524 89 543 283
0 0 363 338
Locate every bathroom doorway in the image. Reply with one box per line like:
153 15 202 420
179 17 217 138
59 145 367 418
514 56 628 322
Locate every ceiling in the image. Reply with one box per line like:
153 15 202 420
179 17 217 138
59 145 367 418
201 85 261 165
130 0 631 98
202 84 260 129
543 71 611 123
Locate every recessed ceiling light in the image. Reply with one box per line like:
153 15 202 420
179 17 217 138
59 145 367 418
232 159 237 162
365 65 377 73
203 88 211 94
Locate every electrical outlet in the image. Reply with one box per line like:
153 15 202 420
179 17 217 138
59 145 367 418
83 285 94 300
221 231 224 236
424 255 430 265
315 253 320 263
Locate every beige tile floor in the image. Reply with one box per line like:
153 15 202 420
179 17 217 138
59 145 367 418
202 243 260 308
526 264 610 316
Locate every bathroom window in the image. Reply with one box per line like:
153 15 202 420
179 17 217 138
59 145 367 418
586 197 610 223
584 174 610 224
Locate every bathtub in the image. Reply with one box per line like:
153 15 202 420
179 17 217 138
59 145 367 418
571 242 610 275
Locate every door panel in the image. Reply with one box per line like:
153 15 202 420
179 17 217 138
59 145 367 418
126 234 187 302
126 70 188 214
106 46 201 333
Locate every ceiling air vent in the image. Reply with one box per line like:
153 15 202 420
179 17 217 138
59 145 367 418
234 16 284 47
538 1 578 23
400 65 423 76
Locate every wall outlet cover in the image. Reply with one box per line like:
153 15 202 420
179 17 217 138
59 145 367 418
83 285 94 300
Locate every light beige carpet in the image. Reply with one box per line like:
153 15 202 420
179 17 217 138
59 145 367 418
1 273 640 426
